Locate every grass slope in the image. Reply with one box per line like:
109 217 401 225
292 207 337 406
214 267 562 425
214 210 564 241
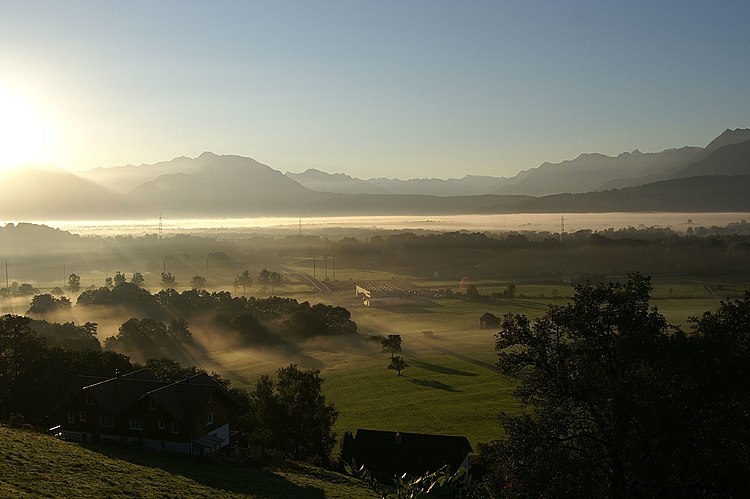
0 427 374 498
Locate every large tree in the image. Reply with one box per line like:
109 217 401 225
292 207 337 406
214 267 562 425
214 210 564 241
475 275 750 498
247 364 338 463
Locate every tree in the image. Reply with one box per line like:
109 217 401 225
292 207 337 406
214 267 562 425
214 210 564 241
235 270 252 294
67 274 80 293
466 284 480 299
161 272 176 289
16 283 37 296
27 294 72 315
113 271 127 286
258 268 271 284
380 334 402 360
475 274 750 498
502 283 516 299
246 364 338 463
388 356 409 376
190 275 207 289
131 272 145 287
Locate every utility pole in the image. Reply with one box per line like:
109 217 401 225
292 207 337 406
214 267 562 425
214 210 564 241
324 255 328 280
63 264 66 288
159 212 163 240
5 261 9 290
333 254 336 281
313 257 316 278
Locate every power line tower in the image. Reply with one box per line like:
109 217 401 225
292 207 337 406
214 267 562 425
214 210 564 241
560 213 566 241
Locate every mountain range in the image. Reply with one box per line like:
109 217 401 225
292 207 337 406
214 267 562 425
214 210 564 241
287 128 750 196
2 129 749 219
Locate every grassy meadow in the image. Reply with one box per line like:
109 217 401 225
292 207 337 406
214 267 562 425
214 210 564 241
0 426 374 498
205 268 738 449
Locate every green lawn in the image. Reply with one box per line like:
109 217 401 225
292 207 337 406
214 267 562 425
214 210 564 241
0 426 374 498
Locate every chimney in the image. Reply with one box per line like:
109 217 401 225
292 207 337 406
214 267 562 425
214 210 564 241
394 432 401 446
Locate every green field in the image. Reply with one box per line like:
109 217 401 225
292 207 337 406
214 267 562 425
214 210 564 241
204 272 741 449
0 426 374 498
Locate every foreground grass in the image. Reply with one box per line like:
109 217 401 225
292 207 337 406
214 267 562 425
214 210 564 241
0 427 373 498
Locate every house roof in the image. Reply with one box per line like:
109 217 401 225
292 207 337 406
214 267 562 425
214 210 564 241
83 370 168 415
145 373 221 426
353 429 472 476
480 312 499 321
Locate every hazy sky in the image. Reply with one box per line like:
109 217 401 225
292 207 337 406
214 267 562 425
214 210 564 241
1 0 749 178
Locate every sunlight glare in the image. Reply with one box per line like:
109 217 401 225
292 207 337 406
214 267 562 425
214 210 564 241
0 86 56 170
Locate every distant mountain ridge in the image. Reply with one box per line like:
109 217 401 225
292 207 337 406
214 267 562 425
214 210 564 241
286 169 507 196
285 128 750 197
5 128 749 219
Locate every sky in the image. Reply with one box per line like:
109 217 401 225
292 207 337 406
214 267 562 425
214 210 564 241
1 0 749 179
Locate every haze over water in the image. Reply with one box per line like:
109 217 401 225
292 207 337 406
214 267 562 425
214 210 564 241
16 212 750 237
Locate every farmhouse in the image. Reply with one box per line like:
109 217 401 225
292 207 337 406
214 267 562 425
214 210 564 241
479 312 500 329
348 429 472 483
51 369 238 455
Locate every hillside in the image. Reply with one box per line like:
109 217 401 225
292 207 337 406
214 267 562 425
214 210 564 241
673 138 750 178
0 426 373 498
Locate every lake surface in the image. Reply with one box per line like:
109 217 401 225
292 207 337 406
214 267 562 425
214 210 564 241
17 212 750 236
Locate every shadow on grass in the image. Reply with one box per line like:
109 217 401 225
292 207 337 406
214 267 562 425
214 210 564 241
408 378 461 392
377 304 436 314
410 360 478 377
81 442 327 498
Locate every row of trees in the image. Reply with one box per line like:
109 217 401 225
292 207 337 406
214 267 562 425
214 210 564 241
74 283 357 340
63 267 284 294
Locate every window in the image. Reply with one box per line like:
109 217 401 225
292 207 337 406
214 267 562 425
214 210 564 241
79 411 87 423
128 418 144 431
171 422 179 434
86 394 94 406
67 412 75 424
148 399 157 411
158 418 166 430
100 415 114 428
206 411 214 426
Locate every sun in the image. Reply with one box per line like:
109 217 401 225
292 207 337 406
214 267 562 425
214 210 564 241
0 87 57 171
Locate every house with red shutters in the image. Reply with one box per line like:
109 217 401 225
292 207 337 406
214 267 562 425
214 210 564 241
51 369 238 455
